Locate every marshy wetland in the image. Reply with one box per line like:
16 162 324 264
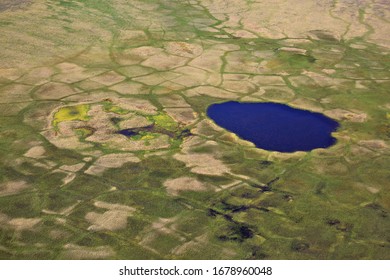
0 0 389 260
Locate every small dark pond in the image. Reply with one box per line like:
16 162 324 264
207 101 339 152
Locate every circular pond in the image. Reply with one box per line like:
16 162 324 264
207 101 339 152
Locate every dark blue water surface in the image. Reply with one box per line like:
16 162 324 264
207 101 339 152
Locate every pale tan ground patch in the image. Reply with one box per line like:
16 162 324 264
116 65 154 78
303 71 346 88
118 114 152 130
85 201 136 231
142 53 189 71
221 80 256 94
0 68 24 81
24 146 46 159
251 75 286 86
33 82 76 100
164 108 198 125
132 71 181 86
90 71 126 86
186 86 239 99
0 84 32 103
84 153 140 176
288 98 324 113
59 163 85 173
62 244 115 259
174 153 230 176
278 47 307 55
218 132 256 148
109 81 148 95
324 109 368 122
158 95 190 108
261 86 295 102
164 41 203 58
224 51 262 74
163 177 209 196
75 79 105 91
288 75 317 87
8 218 41 231
192 119 224 137
0 102 30 116
118 30 148 41
17 66 54 85
0 180 29 196
358 140 388 150
188 49 224 72
42 130 93 150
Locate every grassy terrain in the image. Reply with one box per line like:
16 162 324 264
0 0 389 259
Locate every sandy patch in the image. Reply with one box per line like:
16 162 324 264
85 153 140 176
18 67 54 85
164 41 203 58
8 218 41 231
358 140 388 150
59 163 85 173
34 82 76 100
24 146 46 159
0 102 30 116
142 53 189 71
278 47 307 55
85 201 136 231
324 109 367 122
0 180 29 196
164 108 198 125
186 86 239 99
63 244 115 259
188 50 224 72
109 81 148 95
164 177 209 196
159 95 190 108
90 71 126 86
174 152 230 176
0 84 32 103
118 115 152 130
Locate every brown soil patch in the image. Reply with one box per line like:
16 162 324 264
0 0 30 12
85 201 135 231
261 86 295 102
358 140 388 150
324 109 368 122
164 108 198 125
59 163 85 173
0 84 32 103
186 86 239 99
110 81 148 95
34 82 76 100
0 180 29 196
174 152 230 176
164 177 209 196
62 244 115 259
18 67 54 85
164 41 203 58
85 153 140 176
159 95 190 108
90 71 126 86
24 146 46 159
188 50 224 72
0 102 30 116
142 53 189 71
118 114 152 130
8 217 41 231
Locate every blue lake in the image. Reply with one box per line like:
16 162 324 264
207 101 339 152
